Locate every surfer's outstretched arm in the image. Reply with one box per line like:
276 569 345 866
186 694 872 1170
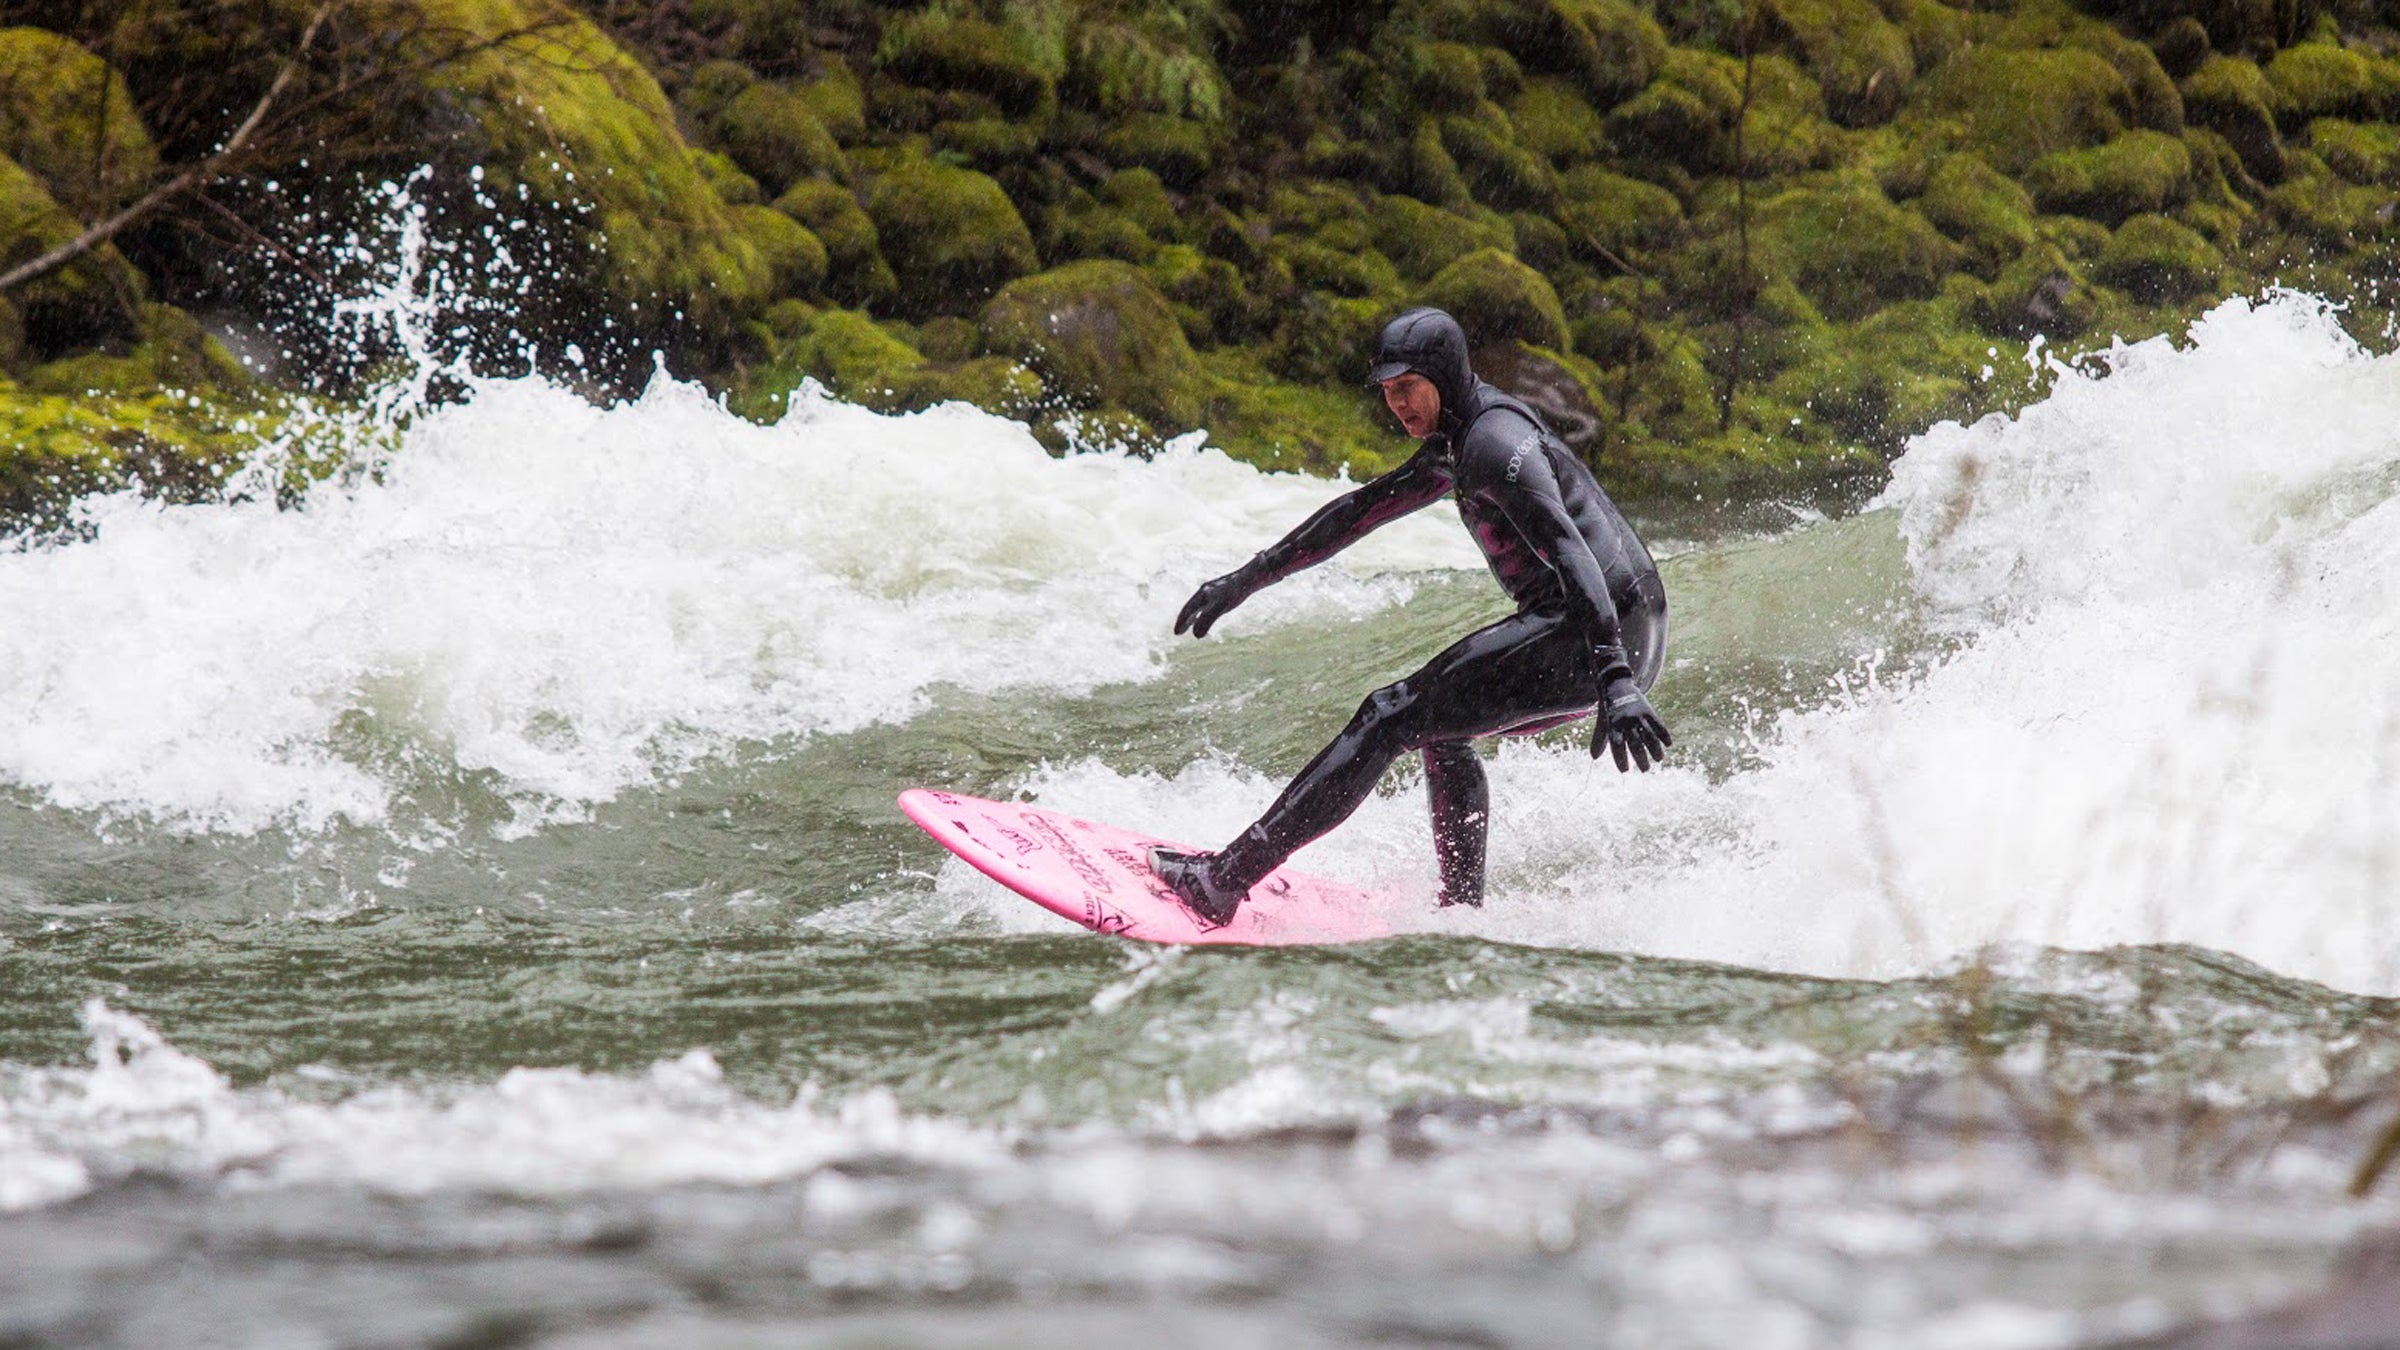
1175 445 1454 637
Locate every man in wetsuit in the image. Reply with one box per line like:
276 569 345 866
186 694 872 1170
1148 307 1671 925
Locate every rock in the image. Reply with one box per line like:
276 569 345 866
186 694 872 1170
1475 339 1608 454
2095 212 2224 302
0 28 157 217
1418 247 1570 351
980 259 1208 431
864 158 1038 319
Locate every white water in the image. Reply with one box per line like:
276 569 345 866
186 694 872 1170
5 292 2398 991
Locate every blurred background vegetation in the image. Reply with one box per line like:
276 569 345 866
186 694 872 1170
4 0 2400 519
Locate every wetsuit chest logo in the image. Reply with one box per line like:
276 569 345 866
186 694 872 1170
1506 431 1537 483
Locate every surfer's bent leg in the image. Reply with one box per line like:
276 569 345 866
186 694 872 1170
1157 610 1601 919
1423 740 1487 907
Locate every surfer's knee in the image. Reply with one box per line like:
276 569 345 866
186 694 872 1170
1351 681 1425 746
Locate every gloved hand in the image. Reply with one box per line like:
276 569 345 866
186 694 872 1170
1593 674 1672 773
1175 564 1265 638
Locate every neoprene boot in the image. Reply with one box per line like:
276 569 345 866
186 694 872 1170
1148 826 1280 927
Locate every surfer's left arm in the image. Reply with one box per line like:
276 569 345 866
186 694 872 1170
1175 444 1454 638
1469 420 1672 772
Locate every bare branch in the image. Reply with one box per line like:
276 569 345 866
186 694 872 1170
0 2 338 297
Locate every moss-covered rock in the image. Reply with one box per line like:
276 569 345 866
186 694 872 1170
1369 194 1516 279
1102 112 1216 185
1508 77 1610 165
771 179 894 310
1557 165 1685 263
1419 0 1667 106
1605 47 1743 173
2182 55 2285 183
2024 129 2195 224
0 151 141 361
1409 117 1474 206
2267 152 2399 248
712 80 847 193
863 158 1038 319
1918 151 2038 271
2310 117 2400 185
1920 46 2130 175
875 9 1058 120
800 67 868 145
0 28 158 218
2263 41 2397 124
2148 17 2212 81
2094 212 2223 302
1761 0 1914 126
2073 24 2185 135
1418 247 1570 350
1438 110 1557 210
1199 348 1398 477
1756 180 1959 321
1969 241 2099 338
981 259 1209 432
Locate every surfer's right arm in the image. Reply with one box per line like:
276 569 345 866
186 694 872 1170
1174 443 1456 638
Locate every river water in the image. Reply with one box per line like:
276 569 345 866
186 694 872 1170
3 288 2399 1348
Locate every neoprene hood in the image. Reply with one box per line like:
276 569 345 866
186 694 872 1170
1367 308 1476 426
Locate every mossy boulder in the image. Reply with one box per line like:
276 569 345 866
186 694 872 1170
1971 242 2098 339
1605 47 1743 173
2263 41 2397 124
1476 339 1612 451
2267 153 2399 248
1508 77 1609 165
731 302 922 417
1420 0 1667 106
1920 46 2130 175
2310 118 2400 185
2181 55 2285 183
2073 24 2185 135
1102 113 1217 186
1756 181 1959 321
1558 165 1685 262
1438 111 1557 210
1409 118 1474 207
981 260 1209 432
0 28 158 218
771 179 894 310
712 80 847 194
800 68 868 145
864 159 1038 319
2094 212 2223 302
1760 0 1915 126
1918 151 2038 270
18 302 247 397
2023 129 2195 224
0 152 142 360
875 9 1058 120
1418 248 1570 351
1370 194 1516 279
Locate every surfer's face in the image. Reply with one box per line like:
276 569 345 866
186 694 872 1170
1381 373 1440 437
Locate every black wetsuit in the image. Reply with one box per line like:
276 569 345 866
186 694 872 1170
1159 308 1670 916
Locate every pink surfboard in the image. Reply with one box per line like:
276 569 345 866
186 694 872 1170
898 788 1397 946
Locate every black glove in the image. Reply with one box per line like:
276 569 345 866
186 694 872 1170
1175 564 1265 638
1593 674 1672 773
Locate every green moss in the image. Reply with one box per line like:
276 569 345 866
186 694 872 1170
1054 192 1160 264
799 67 868 145
2023 129 2195 225
0 28 157 218
417 1 791 338
980 259 1210 432
2267 153 2399 248
770 179 894 310
1276 236 1402 300
2263 41 2395 124
1970 242 2098 338
1768 294 1992 450
876 10 1058 120
729 304 921 418
0 151 141 360
1369 194 1516 279
1101 113 1216 186
1067 7 1228 122
1508 77 1609 165
1411 42 1493 110
863 158 1038 319
1761 0 1914 126
1199 348 1400 477
713 80 847 193
1409 118 1474 207
1418 248 1570 350
1605 47 1743 173
2094 212 2223 302
1438 111 1557 210
1756 180 1959 321
1557 165 1684 263
932 117 1042 166
2072 24 2184 135
2309 118 2400 185
690 150 762 207
1917 151 2037 271
734 204 827 298
896 356 1045 415
1146 243 1246 344
1919 46 2129 175
1099 169 1179 240
2182 55 2285 183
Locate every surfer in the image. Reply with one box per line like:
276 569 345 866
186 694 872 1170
1149 306 1670 925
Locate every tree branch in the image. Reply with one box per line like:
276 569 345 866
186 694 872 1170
0 1 338 297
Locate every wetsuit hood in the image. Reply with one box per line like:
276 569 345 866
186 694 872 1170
1368 308 1476 433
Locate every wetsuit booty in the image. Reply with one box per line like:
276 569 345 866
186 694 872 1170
1147 847 1247 927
